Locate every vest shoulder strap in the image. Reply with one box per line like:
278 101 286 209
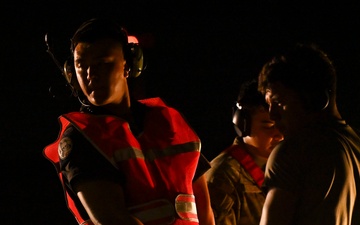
225 145 264 188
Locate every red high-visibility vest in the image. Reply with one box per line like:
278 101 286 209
44 97 201 225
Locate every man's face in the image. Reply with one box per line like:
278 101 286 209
73 38 128 106
243 106 283 158
265 82 308 136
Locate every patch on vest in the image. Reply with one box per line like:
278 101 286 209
58 137 72 159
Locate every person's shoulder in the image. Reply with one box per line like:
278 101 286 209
62 124 81 139
58 124 81 161
139 97 187 123
137 97 179 116
286 123 333 143
278 122 343 156
206 147 242 180
301 120 351 143
137 97 167 108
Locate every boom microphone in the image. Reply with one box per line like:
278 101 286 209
45 33 76 97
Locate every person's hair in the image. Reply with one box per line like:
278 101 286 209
258 43 337 98
70 17 130 58
237 79 268 114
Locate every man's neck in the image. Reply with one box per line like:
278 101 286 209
242 142 268 171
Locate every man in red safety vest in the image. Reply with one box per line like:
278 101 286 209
44 17 215 225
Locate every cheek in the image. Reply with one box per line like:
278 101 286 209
258 132 273 144
108 64 126 82
76 74 89 93
284 106 303 120
251 128 271 143
108 72 125 91
276 104 299 121
110 71 123 82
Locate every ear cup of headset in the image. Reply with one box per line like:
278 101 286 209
303 90 330 111
63 57 79 97
63 58 74 85
127 43 144 78
232 107 251 137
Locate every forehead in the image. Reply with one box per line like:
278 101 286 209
252 107 272 120
265 82 300 101
74 38 124 57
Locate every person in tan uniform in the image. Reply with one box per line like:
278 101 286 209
206 79 283 225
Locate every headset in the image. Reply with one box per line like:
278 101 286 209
232 79 270 137
302 89 330 111
45 18 145 98
232 102 251 137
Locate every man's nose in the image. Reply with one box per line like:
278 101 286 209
87 66 98 80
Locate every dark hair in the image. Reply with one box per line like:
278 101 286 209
258 43 337 97
70 18 129 55
237 79 268 112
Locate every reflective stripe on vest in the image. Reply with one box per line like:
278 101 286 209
43 97 201 225
175 194 198 222
112 142 200 162
62 111 200 196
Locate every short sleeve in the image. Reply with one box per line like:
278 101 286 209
193 153 211 181
59 125 126 191
262 140 303 193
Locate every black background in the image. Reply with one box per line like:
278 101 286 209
2 1 360 224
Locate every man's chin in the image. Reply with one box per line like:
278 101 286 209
88 95 108 106
88 92 108 106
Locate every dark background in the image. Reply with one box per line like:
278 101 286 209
1 1 360 224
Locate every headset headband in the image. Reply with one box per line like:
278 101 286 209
70 18 128 53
